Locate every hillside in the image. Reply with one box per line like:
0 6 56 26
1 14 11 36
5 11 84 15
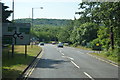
15 18 72 27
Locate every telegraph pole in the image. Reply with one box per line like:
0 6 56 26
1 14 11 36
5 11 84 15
110 27 114 50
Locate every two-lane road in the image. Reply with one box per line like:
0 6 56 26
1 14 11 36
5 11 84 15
28 44 118 79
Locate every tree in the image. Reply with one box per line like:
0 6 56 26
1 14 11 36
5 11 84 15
2 3 12 23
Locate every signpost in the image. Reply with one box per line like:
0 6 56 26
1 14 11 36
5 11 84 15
2 23 31 45
0 2 2 80
2 23 31 58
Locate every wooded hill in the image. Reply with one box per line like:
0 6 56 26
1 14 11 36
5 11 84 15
15 18 72 27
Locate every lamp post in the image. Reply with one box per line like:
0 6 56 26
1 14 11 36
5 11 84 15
11 0 14 58
32 7 43 27
31 7 43 47
12 0 14 21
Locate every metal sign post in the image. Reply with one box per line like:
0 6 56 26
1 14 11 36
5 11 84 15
25 45 27 58
2 23 31 58
11 43 14 58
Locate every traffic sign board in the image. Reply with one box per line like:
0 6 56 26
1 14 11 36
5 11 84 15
2 23 31 45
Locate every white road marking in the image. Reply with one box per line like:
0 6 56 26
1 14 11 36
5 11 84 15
59 50 62 53
78 51 84 54
86 53 119 67
84 72 94 80
61 53 65 55
71 61 80 68
67 56 74 60
62 56 74 60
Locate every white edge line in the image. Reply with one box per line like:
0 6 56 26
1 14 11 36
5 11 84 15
84 72 94 80
71 61 80 69
86 53 119 67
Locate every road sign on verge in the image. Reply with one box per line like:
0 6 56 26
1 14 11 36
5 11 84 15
2 23 31 45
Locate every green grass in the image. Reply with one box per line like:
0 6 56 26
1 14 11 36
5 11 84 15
70 44 119 64
89 52 119 64
69 45 92 50
2 45 41 80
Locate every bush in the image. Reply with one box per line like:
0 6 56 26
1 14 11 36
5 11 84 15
90 39 102 51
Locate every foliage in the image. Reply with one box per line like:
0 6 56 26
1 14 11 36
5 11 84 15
1 3 13 23
15 2 120 54
15 18 71 27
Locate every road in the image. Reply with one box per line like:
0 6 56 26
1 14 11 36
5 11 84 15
27 44 118 80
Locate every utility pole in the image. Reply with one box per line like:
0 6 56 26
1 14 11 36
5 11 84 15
110 27 114 50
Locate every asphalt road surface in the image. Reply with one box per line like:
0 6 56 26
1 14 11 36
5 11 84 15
28 44 119 80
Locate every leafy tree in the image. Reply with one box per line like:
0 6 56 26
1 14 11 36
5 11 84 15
2 3 12 23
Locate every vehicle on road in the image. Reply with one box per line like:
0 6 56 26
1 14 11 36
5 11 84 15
57 43 63 48
52 41 56 45
64 43 69 46
39 42 44 46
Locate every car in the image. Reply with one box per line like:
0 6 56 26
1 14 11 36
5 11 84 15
57 43 63 48
64 43 69 46
39 42 44 46
52 41 56 45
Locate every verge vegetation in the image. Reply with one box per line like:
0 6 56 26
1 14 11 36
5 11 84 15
2 45 41 80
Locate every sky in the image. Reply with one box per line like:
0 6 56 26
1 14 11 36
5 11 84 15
1 0 82 20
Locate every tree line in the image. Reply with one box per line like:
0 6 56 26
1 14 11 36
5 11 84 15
31 2 120 50
2 2 120 51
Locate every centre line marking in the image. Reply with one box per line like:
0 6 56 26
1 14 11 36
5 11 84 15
84 72 94 80
61 53 65 55
71 61 80 69
62 56 74 60
59 50 62 53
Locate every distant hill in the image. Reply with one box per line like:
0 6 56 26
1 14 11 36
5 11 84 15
15 18 72 27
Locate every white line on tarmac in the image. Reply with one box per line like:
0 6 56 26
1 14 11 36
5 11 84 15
59 50 62 53
61 53 65 55
78 51 84 54
71 61 80 69
84 72 94 80
86 53 119 67
62 56 74 60
67 56 74 60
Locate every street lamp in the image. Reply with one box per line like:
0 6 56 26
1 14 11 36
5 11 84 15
12 0 14 21
32 7 43 27
31 7 43 47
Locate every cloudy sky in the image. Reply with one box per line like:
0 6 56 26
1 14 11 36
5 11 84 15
2 0 82 20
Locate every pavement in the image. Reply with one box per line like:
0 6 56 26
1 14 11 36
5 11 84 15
25 44 119 80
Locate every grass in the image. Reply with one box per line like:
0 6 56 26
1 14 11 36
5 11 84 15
89 52 119 64
2 45 41 80
76 46 92 50
69 44 92 50
70 44 120 64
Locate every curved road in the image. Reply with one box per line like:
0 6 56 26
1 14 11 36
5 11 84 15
27 44 119 80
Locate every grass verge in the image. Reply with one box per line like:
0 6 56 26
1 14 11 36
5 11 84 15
2 45 41 80
89 52 120 65
70 45 119 65
69 45 92 50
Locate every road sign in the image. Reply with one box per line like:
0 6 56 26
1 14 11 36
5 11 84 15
96 43 100 46
2 23 31 45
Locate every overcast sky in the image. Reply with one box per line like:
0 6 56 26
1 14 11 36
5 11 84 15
2 0 82 20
